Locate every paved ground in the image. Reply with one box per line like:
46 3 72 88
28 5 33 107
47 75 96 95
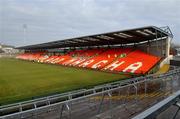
157 105 180 119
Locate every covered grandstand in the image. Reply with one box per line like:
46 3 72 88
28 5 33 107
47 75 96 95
17 26 173 75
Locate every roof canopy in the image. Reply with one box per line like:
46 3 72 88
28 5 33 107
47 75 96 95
17 26 173 50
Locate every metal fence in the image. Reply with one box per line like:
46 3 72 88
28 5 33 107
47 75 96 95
0 68 180 119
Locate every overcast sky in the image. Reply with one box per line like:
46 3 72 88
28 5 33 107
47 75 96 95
0 0 180 47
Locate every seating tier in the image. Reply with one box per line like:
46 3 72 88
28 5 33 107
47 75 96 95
16 48 161 74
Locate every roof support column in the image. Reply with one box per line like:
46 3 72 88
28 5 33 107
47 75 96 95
165 37 171 57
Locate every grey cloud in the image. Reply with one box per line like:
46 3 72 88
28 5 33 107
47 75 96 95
0 0 179 46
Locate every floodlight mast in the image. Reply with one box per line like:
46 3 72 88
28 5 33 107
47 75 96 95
23 24 27 45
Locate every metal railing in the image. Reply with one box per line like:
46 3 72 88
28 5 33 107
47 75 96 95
0 68 180 119
132 90 180 119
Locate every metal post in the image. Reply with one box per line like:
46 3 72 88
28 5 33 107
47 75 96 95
173 102 180 119
97 93 105 114
175 73 180 90
108 91 113 119
33 103 37 119
173 107 180 119
160 29 164 57
170 76 173 93
132 84 138 104
59 104 65 119
118 88 122 104
155 30 158 55
178 73 180 87
46 97 51 113
93 89 97 103
47 97 50 105
65 103 71 119
125 86 130 104
19 104 23 119
145 78 147 97
68 94 72 115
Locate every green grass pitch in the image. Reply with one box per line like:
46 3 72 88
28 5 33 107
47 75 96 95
0 58 128 105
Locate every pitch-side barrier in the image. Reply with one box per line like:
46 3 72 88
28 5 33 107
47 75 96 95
0 68 180 119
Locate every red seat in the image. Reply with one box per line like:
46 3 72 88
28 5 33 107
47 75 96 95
16 48 161 74
103 50 161 74
78 48 132 69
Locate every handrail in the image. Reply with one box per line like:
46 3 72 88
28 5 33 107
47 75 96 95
0 67 180 118
132 90 180 119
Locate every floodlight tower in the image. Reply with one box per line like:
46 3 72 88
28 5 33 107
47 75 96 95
23 24 27 45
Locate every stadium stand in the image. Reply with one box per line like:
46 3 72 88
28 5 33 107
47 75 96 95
77 48 131 69
16 26 172 75
16 48 161 74
103 49 161 74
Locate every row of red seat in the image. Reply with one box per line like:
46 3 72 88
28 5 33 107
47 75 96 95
16 48 161 74
103 50 161 74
